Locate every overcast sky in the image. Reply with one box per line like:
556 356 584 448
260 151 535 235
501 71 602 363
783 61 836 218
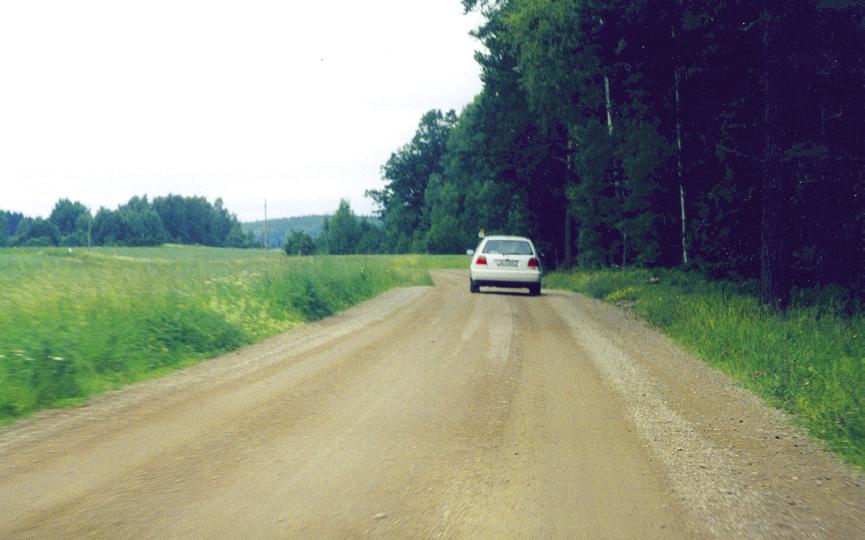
0 1 484 221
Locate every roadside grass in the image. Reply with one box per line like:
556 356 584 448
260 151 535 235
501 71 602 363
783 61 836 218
546 268 865 469
0 247 461 425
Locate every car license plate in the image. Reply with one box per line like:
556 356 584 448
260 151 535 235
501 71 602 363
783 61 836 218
496 259 519 267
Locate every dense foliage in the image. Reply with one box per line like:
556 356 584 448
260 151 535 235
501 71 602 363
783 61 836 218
283 230 317 256
2 195 255 248
317 200 385 255
370 0 865 309
0 211 25 248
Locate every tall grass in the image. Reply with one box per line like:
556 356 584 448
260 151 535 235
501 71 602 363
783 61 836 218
0 247 457 424
547 268 865 468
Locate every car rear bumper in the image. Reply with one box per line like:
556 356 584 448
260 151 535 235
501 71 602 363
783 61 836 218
472 280 541 290
470 268 541 285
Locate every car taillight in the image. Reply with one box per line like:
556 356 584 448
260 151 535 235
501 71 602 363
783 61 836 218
476 255 487 265
528 257 539 268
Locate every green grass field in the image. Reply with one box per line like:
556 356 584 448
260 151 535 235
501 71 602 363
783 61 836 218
546 268 865 469
0 246 465 424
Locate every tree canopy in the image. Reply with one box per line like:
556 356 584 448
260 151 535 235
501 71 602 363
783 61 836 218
318 200 383 255
2 195 255 248
366 0 865 309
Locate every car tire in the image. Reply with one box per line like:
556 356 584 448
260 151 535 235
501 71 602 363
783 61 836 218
470 279 479 293
529 283 541 296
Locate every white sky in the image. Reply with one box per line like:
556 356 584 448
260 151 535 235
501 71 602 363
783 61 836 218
0 0 484 221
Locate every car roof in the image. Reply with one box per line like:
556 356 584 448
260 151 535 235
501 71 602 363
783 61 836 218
481 235 533 242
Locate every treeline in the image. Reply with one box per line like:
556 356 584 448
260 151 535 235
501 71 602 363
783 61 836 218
244 215 327 249
284 200 383 255
369 0 865 309
1 195 255 248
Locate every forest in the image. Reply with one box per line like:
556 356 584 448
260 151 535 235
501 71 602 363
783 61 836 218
1 195 255 248
368 0 865 310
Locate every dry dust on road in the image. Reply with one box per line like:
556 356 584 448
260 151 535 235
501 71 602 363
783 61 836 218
0 270 862 538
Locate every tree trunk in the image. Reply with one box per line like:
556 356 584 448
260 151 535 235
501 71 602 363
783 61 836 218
759 7 793 311
673 25 688 266
563 206 573 268
605 74 627 266
604 75 614 137
563 137 576 268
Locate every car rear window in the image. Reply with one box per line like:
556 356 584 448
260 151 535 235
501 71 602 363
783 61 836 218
482 239 533 255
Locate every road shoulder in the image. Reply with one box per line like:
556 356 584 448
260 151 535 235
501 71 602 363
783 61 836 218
546 288 865 538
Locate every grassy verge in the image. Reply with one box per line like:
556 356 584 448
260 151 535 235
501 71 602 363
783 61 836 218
546 268 865 468
0 247 463 425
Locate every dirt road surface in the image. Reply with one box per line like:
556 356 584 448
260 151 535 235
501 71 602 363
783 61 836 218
1 270 863 538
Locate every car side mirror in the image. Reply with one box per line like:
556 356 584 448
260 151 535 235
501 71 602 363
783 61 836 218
466 249 474 256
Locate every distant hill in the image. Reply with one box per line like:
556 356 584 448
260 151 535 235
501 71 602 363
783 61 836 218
242 215 326 248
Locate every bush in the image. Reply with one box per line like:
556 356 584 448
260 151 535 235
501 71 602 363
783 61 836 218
283 230 316 256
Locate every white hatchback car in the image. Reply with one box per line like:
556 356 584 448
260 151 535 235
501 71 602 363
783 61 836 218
468 235 542 296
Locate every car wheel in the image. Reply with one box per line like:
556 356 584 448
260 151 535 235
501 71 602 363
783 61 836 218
529 284 541 296
470 279 479 293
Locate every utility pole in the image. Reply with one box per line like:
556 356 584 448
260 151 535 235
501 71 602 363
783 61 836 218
264 199 269 259
264 199 269 258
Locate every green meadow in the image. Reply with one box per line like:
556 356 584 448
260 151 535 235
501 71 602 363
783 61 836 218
546 268 865 468
0 246 464 424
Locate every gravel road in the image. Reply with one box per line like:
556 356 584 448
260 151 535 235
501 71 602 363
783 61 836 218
0 270 862 538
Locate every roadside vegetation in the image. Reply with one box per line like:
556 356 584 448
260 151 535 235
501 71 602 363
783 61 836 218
0 247 462 425
547 268 865 468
